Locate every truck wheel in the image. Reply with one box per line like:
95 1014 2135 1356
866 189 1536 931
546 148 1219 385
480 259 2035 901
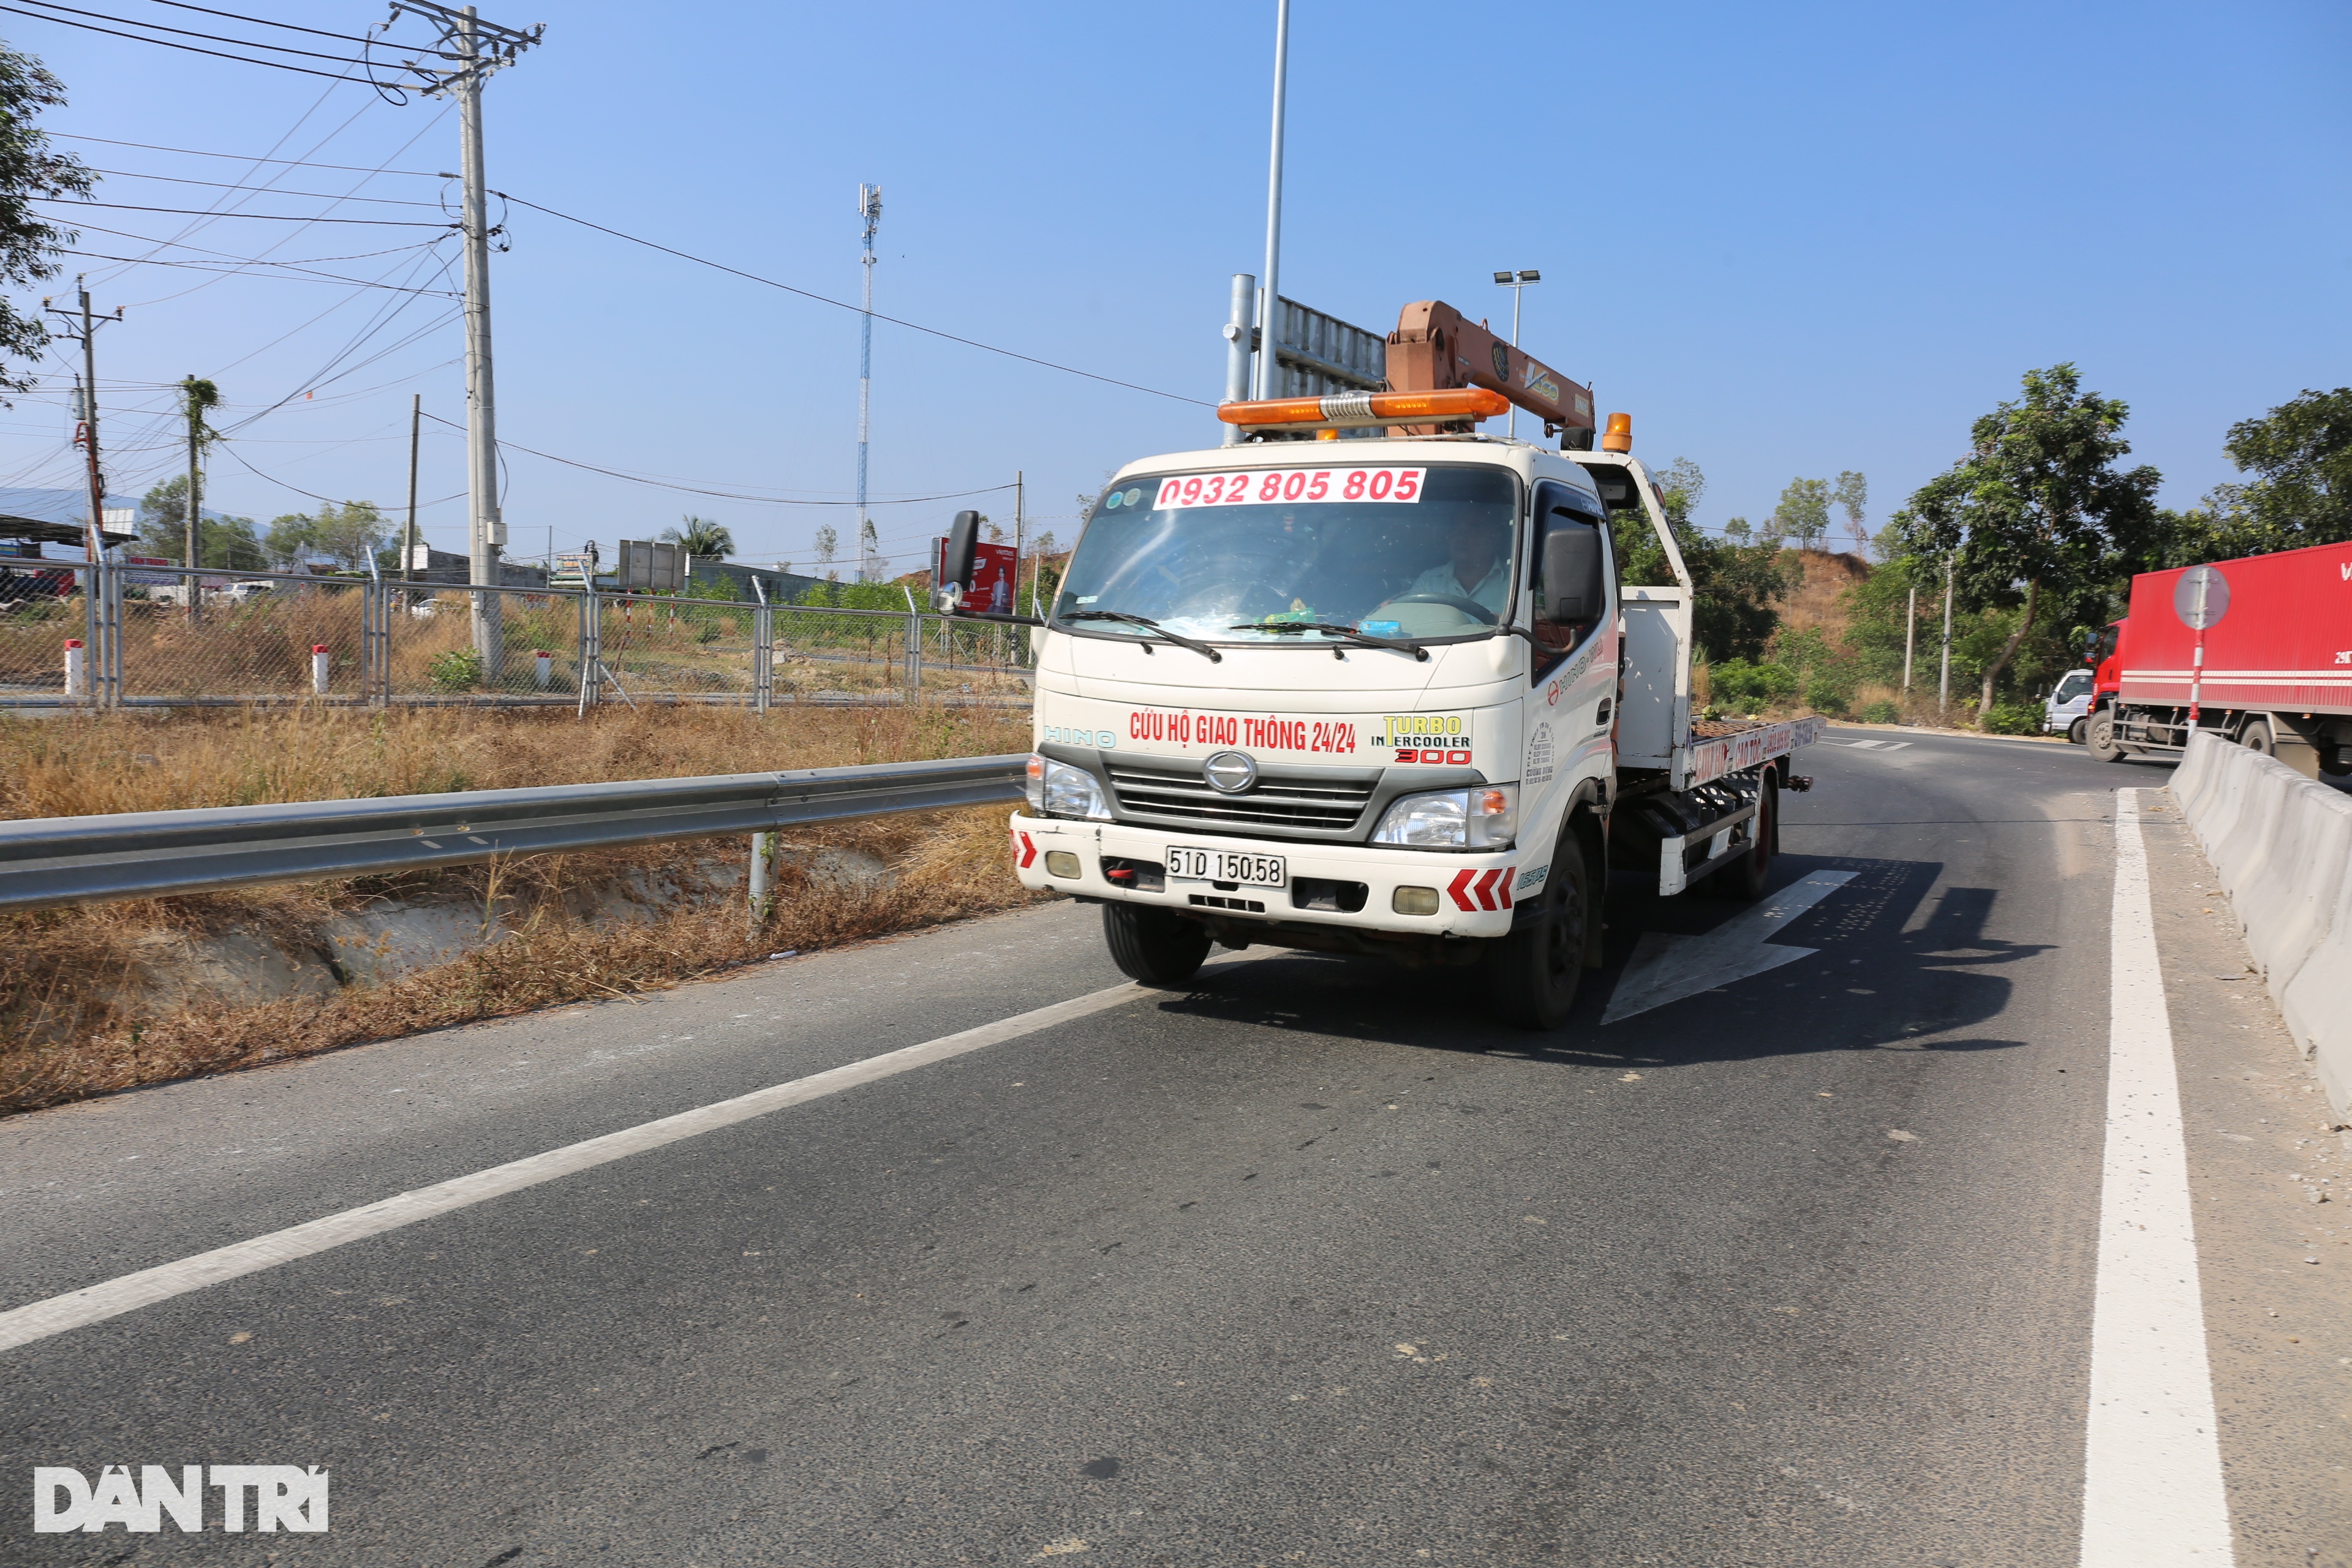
2087 709 2127 763
1483 832 1589 1031
1706 772 1777 902
1101 904 1211 987
2068 717 2088 745
2241 717 2275 756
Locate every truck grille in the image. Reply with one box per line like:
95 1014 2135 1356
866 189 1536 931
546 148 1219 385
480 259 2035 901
1106 762 1376 833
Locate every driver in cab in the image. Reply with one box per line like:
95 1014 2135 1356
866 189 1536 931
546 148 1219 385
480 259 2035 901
1393 513 1510 617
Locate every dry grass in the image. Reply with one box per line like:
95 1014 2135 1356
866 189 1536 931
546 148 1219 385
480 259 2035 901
1 705 1041 1115
1777 549 1871 642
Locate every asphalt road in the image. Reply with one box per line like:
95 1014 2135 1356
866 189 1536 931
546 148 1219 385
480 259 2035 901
3 728 2344 1566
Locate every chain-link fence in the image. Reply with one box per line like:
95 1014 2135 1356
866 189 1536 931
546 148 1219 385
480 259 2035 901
0 562 1033 710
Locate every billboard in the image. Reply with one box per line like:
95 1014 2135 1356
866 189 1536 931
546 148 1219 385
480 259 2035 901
614 539 688 594
938 538 1019 614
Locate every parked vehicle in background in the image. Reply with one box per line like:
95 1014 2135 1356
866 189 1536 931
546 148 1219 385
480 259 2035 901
2046 668 2093 742
936 299 1820 1030
2085 539 2352 776
218 580 279 604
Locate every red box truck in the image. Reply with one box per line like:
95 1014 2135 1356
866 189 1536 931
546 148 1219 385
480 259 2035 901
2086 538 2352 777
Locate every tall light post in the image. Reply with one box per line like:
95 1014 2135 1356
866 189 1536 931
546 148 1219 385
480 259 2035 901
1492 269 1539 439
1254 0 1291 401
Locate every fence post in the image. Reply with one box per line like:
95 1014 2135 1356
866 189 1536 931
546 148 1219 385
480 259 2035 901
753 604 773 715
902 586 923 701
100 557 122 708
577 587 601 713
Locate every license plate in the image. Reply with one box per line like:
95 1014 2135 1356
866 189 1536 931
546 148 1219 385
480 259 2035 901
1166 846 1286 887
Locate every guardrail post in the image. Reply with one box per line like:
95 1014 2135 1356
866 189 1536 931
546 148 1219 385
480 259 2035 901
748 830 771 925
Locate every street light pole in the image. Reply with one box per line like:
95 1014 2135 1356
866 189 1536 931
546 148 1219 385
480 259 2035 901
1254 0 1291 401
1492 269 1539 439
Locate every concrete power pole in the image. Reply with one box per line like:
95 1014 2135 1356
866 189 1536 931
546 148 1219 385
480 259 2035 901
45 277 123 565
403 392 421 586
181 376 218 621
1939 551 1956 712
856 184 881 582
389 1 542 676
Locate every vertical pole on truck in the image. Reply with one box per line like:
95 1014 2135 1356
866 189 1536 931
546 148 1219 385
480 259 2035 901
1902 585 1916 690
1221 273 1255 445
1938 551 1954 713
1253 0 1290 401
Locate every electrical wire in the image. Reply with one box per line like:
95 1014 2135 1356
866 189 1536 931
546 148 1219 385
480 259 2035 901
42 197 453 226
418 410 1018 508
140 0 401 48
10 0 383 62
85 167 443 206
50 132 440 177
61 244 457 294
0 2 379 78
496 194 1213 409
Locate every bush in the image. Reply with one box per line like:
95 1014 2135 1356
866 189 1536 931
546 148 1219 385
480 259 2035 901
1804 674 1852 717
1711 658 1799 707
1859 699 1900 725
426 646 483 693
1981 701 2041 736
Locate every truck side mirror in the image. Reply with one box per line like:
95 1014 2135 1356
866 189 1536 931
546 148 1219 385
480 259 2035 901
939 510 981 612
1540 522 1606 624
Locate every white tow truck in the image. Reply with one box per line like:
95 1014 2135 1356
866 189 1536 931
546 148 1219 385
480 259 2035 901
937 301 1819 1028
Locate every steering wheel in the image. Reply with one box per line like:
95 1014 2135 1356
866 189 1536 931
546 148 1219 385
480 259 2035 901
1381 592 1498 626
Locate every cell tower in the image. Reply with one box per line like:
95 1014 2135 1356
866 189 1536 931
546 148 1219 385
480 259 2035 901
855 183 882 581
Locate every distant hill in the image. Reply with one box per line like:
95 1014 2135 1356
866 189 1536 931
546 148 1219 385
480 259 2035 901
1777 548 1871 649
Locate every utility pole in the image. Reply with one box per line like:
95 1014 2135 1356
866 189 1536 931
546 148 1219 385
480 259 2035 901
1938 551 1956 713
1254 0 1290 400
180 376 218 622
1902 583 1916 690
388 1 543 677
856 183 881 582
402 392 421 585
46 278 123 566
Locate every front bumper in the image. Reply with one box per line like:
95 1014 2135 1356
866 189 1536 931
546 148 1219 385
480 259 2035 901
1008 812 1521 940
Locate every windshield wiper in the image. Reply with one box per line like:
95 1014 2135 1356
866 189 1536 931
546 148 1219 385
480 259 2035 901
1231 620 1430 662
1059 609 1223 663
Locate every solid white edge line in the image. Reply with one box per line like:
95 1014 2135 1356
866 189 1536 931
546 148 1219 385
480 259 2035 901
0 979 1159 1354
2078 788 2234 1564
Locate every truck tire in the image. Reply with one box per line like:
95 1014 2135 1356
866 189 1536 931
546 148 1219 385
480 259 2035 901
2087 709 2127 763
1483 831 1589 1031
2241 716 2275 756
1706 772 1777 902
2068 716 2088 745
1101 904 1212 987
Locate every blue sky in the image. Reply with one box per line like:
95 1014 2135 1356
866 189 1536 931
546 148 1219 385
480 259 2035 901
2 0 2345 570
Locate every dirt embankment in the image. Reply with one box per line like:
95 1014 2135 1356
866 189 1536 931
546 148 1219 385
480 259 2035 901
1 705 1041 1115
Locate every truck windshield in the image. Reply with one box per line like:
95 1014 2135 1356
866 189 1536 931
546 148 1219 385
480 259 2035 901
1052 463 1521 645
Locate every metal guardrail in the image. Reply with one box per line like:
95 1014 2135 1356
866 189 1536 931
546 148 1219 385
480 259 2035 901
0 754 1028 912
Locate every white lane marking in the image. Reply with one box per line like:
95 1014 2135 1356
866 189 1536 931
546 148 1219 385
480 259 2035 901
1826 737 1913 752
2079 789 2233 1564
1599 870 1856 1024
0 978 1169 1354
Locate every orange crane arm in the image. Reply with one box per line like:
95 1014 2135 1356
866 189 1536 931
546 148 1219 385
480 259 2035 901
1385 301 1596 444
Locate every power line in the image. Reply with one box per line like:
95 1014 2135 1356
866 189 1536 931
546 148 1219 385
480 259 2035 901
12 0 375 61
85 167 443 206
41 197 453 226
50 132 441 177
140 0 398 48
418 410 1019 508
498 193 1213 409
0 3 375 78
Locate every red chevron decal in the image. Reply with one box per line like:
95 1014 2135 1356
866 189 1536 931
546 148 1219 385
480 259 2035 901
1495 869 1513 910
1446 869 1479 911
1471 868 1501 910
1016 831 1038 870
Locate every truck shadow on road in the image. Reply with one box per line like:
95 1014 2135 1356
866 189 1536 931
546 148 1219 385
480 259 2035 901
1153 853 2049 1067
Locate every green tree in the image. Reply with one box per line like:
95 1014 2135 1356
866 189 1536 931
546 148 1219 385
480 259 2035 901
0 42 92 398
2162 387 2351 562
812 523 839 580
1608 456 1787 663
310 500 385 570
1773 477 1831 549
1833 470 1868 552
264 511 317 569
1893 363 2161 718
135 475 262 570
660 514 736 559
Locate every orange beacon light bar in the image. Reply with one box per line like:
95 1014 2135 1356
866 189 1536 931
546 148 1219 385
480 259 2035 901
1216 386 1509 431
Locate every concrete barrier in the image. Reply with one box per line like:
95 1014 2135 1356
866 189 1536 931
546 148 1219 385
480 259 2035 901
2172 729 2352 1120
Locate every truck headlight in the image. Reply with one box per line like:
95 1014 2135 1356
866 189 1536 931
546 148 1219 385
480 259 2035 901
1025 753 1110 821
1370 784 1517 850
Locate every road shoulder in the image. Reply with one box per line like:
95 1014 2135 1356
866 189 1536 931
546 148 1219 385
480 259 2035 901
2141 786 2352 1567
